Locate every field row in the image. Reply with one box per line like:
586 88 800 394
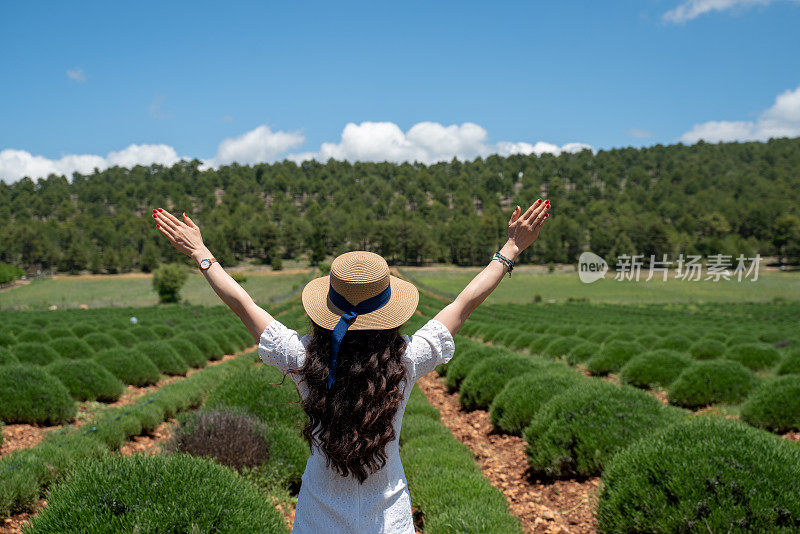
443 299 800 433
2 300 521 533
0 305 259 432
1 300 306 531
413 293 800 531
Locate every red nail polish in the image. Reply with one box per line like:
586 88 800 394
183 212 186 217
157 224 160 228
158 208 163 212
152 214 156 218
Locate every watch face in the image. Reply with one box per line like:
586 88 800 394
200 259 210 269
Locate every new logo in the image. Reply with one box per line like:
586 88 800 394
578 252 608 284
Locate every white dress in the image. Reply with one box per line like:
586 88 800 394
258 317 456 534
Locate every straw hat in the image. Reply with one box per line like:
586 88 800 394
302 251 419 330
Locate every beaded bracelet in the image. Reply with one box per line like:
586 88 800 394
492 251 515 277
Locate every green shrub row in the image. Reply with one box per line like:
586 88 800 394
460 353 557 410
23 453 288 533
0 365 76 425
619 349 692 389
449 296 798 436
0 322 258 426
399 387 522 533
597 416 800 532
204 365 310 491
489 367 586 435
740 376 800 432
667 359 759 408
0 351 255 517
523 381 685 478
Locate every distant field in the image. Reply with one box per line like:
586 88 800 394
402 266 800 304
5 265 799 311
0 269 312 310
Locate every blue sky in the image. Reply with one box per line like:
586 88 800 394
1 0 799 182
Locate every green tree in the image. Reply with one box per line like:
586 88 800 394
152 263 188 303
139 241 160 273
773 214 800 265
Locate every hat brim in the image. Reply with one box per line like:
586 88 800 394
301 274 419 331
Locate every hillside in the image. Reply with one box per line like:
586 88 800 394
1 138 799 272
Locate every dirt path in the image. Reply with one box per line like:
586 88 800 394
0 348 253 458
0 501 45 534
416 373 600 534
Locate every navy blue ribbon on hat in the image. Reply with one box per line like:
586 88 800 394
326 283 392 390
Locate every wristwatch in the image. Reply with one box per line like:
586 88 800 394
198 257 218 271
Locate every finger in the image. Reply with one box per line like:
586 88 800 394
153 209 180 232
523 199 548 223
157 208 185 229
532 208 550 229
183 212 199 230
156 223 176 243
162 209 185 228
509 205 521 225
521 199 542 221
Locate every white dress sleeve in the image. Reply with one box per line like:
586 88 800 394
403 318 456 383
257 319 309 375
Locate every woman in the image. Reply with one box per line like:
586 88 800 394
152 197 550 533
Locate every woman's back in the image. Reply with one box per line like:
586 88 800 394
154 199 549 533
258 316 455 534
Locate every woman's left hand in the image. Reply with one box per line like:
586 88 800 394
152 208 207 259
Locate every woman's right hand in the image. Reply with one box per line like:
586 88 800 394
506 198 550 254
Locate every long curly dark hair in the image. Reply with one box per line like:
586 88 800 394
286 317 409 484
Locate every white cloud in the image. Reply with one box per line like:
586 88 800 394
66 68 86 83
291 121 593 164
1 122 593 183
662 0 791 23
201 125 305 169
680 84 800 143
0 144 184 184
628 128 653 138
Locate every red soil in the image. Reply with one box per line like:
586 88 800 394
417 373 601 534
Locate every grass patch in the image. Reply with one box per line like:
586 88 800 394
134 341 189 376
50 337 93 359
740 376 800 432
619 349 692 389
23 453 288 533
45 359 125 402
0 364 76 425
93 348 161 386
566 341 601 365
668 359 759 408
777 349 800 375
524 380 683 478
689 338 726 360
597 416 800 533
489 369 586 435
10 342 62 366
725 343 781 371
586 340 645 376
400 387 522 533
459 353 549 410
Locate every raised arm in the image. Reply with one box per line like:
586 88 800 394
152 208 273 342
433 198 550 336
